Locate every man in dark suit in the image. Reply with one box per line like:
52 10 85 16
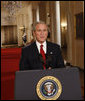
19 21 65 70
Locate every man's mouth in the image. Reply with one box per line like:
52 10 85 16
40 36 44 38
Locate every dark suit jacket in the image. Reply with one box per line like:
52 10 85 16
19 41 65 70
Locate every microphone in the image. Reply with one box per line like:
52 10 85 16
45 54 52 69
39 54 45 64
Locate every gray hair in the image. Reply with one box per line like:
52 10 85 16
32 21 48 31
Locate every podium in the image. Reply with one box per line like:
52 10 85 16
14 67 82 100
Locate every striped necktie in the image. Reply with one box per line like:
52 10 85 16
40 45 46 70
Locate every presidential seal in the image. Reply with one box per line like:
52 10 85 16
36 76 62 100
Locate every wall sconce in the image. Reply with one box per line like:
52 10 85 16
61 22 67 31
46 13 50 25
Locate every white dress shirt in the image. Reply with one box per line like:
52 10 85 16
36 41 47 54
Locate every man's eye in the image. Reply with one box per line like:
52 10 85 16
37 30 47 32
36 30 41 32
38 30 41 32
43 30 47 32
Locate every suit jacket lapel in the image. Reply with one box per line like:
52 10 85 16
47 41 51 54
33 42 39 56
32 42 43 69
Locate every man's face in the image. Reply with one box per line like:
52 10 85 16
34 24 48 44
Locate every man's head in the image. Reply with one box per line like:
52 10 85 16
33 21 48 44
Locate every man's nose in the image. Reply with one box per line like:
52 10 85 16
40 30 44 34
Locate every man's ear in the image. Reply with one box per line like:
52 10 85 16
47 31 50 38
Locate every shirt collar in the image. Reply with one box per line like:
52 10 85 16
36 40 47 53
36 40 46 48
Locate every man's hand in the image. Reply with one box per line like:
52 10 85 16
48 67 52 70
